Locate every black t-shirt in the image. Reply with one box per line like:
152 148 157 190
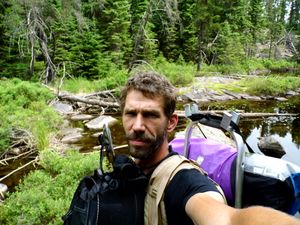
163 153 220 225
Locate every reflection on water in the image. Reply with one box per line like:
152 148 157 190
240 116 300 166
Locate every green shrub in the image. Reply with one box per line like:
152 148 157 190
261 59 297 70
0 124 11 154
60 69 128 93
242 76 300 96
0 149 99 225
134 56 195 86
0 79 62 151
0 78 54 109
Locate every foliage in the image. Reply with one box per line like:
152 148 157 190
0 149 99 225
60 69 128 93
153 56 195 85
0 0 299 81
129 55 195 86
0 124 10 154
242 76 300 96
0 78 62 152
261 59 297 70
0 78 54 108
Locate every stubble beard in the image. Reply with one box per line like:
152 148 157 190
126 129 167 160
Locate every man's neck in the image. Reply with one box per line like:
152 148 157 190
135 142 170 174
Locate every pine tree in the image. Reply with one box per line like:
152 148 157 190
128 0 158 69
94 0 132 67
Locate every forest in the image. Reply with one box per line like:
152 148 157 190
0 0 300 224
0 0 300 84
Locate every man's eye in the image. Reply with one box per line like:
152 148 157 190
125 111 136 116
143 112 159 118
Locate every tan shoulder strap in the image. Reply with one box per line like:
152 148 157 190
144 155 201 225
144 155 226 225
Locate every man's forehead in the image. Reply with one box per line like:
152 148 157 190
124 90 164 109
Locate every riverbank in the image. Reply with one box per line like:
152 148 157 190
178 76 300 104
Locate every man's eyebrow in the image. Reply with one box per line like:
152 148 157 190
124 107 161 115
142 109 161 116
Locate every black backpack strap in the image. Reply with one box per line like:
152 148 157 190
188 113 255 153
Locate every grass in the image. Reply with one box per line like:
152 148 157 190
58 69 128 94
241 76 300 96
0 149 99 225
0 78 63 153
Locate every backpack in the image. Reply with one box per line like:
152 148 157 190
144 154 226 225
170 135 300 215
62 154 147 225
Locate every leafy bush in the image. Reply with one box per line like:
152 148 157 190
262 59 296 70
242 76 300 96
0 124 10 154
0 79 62 151
0 149 99 225
135 55 195 86
0 78 54 109
156 62 195 86
240 59 266 73
60 69 128 93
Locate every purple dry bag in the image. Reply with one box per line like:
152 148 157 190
170 137 237 204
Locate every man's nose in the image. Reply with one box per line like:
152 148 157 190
132 114 145 131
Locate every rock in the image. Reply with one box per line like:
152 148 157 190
286 90 297 96
257 136 286 158
70 114 94 121
249 69 271 75
60 128 84 137
221 89 242 99
0 183 8 200
211 95 235 101
85 115 118 131
61 132 84 144
181 93 199 103
60 128 84 144
240 94 261 101
91 132 103 138
274 97 288 101
52 102 74 114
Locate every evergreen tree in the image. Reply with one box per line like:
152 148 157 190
70 30 105 78
265 0 285 59
0 0 29 79
288 0 300 31
248 0 264 42
215 21 246 65
152 0 181 62
92 0 132 67
128 0 158 70
179 0 197 63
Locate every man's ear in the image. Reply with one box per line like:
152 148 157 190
167 113 179 132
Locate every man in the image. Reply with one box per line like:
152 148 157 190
120 71 300 225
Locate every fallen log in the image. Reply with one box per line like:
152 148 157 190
176 110 298 118
58 94 120 108
239 112 298 118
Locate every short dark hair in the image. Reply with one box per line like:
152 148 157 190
120 71 177 118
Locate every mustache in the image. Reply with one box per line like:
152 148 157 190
126 132 153 142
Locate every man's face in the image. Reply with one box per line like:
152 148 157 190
122 90 169 160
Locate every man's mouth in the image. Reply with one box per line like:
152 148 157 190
129 139 148 147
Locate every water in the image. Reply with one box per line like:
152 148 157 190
240 116 300 167
199 96 300 167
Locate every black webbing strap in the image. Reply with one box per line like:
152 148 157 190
187 113 255 153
